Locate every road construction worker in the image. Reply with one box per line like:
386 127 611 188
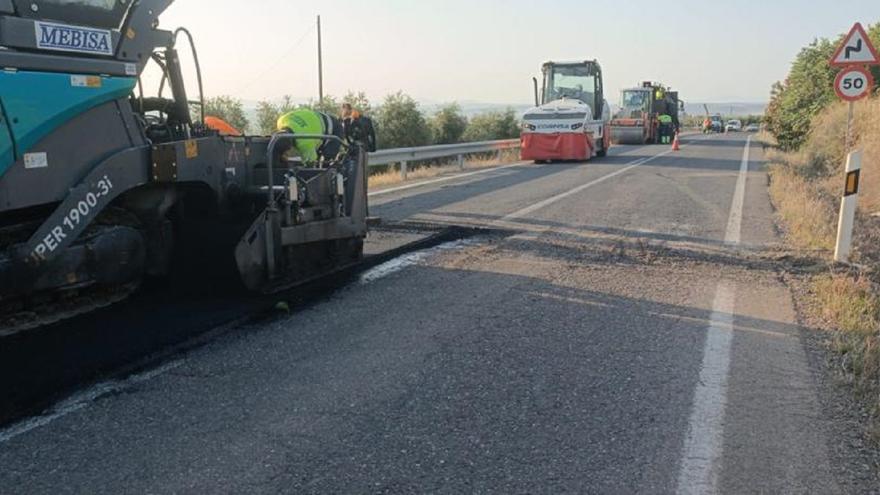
658 114 674 144
276 109 344 163
703 117 712 134
341 103 378 152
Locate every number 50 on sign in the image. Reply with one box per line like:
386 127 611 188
835 66 874 102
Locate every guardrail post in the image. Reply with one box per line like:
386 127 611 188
400 161 408 180
457 154 465 171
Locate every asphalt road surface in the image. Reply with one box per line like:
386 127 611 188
1 134 877 493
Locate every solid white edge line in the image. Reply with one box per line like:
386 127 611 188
724 137 751 244
676 283 736 494
677 136 751 494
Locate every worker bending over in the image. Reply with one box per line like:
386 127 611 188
276 105 378 163
276 109 345 163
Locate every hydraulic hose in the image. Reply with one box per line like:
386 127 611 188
173 27 205 126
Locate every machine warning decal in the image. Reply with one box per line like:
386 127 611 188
70 75 103 88
125 63 138 76
24 152 48 169
29 175 115 262
185 140 199 159
35 21 114 56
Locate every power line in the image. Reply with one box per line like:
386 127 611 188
233 23 317 96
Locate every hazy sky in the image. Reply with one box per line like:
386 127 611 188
150 0 880 106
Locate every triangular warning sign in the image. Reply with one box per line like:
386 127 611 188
831 23 880 66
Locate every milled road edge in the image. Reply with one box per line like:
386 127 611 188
0 225 492 434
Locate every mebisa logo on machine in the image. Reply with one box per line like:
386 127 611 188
34 21 113 56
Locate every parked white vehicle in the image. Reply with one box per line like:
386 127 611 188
725 120 743 132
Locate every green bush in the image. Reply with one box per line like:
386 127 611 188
765 39 838 150
192 96 249 133
374 92 432 149
462 109 520 142
766 23 880 151
430 103 468 145
342 91 372 115
255 95 298 135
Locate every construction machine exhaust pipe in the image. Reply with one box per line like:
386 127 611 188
533 77 540 107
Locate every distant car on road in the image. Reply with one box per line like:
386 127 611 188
725 120 742 132
744 123 760 132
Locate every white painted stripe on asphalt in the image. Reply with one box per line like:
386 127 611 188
369 135 709 201
724 136 751 244
368 161 531 197
0 360 184 444
677 137 750 494
359 238 479 284
494 148 675 225
677 282 736 494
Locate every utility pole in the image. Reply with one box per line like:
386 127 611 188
317 15 324 105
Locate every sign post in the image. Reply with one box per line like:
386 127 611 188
830 23 878 263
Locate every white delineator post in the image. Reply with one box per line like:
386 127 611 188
835 149 863 263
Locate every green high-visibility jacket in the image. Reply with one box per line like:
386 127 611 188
658 114 673 124
277 109 330 162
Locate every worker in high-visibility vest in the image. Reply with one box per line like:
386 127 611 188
341 103 378 152
658 114 674 144
276 109 343 163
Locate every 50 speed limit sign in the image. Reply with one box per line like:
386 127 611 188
834 66 874 102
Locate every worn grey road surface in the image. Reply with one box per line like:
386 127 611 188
1 135 875 493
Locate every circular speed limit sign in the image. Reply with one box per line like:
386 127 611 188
835 67 874 101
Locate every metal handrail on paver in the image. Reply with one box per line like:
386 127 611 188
367 139 521 179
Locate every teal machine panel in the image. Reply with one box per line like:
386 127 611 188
0 101 13 173
0 70 136 177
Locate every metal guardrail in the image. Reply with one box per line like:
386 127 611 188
367 139 521 179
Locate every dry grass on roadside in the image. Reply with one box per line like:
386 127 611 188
368 149 520 190
857 97 880 213
764 97 880 253
767 161 837 252
767 96 880 439
811 273 880 436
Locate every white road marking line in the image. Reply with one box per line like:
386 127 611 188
677 283 736 495
368 161 531 197
724 136 751 245
677 137 751 494
358 239 478 284
493 148 675 226
0 360 184 444
369 135 711 201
